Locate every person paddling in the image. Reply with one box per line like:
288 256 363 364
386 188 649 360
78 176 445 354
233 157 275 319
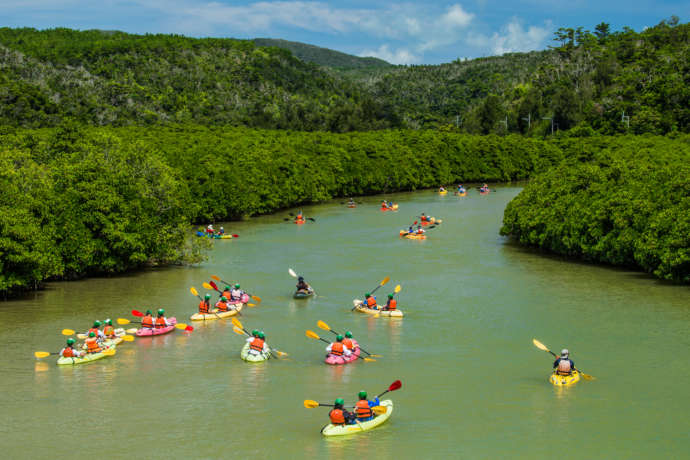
295 212 305 223
154 309 169 328
457 184 466 193
221 285 232 299
87 320 104 340
246 331 269 356
102 319 116 339
354 391 380 422
364 292 377 309
416 225 425 235
141 310 154 329
215 296 229 312
199 294 211 314
296 276 311 293
329 398 354 426
61 338 84 358
383 293 397 311
480 183 489 192
230 283 244 302
342 331 359 353
206 224 214 235
326 335 352 358
347 198 355 206
85 331 102 354
553 349 575 376
439 186 445 192
420 213 428 223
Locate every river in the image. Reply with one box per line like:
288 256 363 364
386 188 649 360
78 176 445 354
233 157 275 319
2 185 689 458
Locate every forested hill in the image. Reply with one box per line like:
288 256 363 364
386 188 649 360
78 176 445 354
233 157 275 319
0 27 398 131
252 38 392 70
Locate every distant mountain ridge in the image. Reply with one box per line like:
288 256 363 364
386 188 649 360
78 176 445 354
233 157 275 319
252 38 392 69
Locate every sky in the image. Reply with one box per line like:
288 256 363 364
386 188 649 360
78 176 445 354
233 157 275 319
1 1 687 64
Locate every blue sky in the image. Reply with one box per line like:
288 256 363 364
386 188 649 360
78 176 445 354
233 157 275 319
1 1 687 64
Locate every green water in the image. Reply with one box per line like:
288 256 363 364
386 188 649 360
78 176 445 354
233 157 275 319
2 186 689 458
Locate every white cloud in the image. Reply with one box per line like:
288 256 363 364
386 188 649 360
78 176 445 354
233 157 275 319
359 44 420 65
489 19 552 55
440 4 474 28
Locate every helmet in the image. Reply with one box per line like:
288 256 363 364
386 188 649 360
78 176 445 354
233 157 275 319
334 398 344 406
358 391 367 399
345 331 353 338
298 276 304 281
157 308 165 316
225 286 231 291
235 284 240 288
561 349 569 357
88 332 95 337
204 294 211 299
67 338 75 345
388 293 394 299
251 329 259 337
145 310 152 315
336 335 343 341
93 320 101 327
365 292 371 297
105 319 112 325
258 331 265 339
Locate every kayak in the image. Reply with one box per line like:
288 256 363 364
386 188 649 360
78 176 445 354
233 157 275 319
399 230 426 240
295 219 306 224
347 204 356 208
293 288 314 299
380 204 398 211
353 300 404 318
196 231 232 239
325 340 360 365
421 218 441 226
322 400 394 437
550 370 580 386
136 317 177 337
479 189 490 195
190 304 243 321
240 342 271 363
438 190 447 195
57 347 116 366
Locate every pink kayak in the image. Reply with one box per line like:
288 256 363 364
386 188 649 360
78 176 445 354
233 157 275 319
136 317 177 337
325 340 361 365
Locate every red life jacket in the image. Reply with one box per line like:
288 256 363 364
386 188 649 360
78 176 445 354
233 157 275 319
250 338 265 352
329 409 346 425
366 297 377 307
355 400 372 419
343 338 354 350
103 325 115 337
330 342 344 356
421 216 428 222
198 300 209 313
141 315 154 328
385 299 397 310
155 317 168 328
62 347 75 357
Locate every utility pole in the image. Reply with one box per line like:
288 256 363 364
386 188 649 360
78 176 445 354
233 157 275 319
621 111 630 129
522 113 531 130
456 115 460 128
542 116 554 135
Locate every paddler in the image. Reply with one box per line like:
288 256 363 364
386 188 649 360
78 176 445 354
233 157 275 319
347 198 355 206
420 213 428 222
296 276 311 293
295 212 304 223
416 225 425 235
199 294 211 313
219 226 225 235
87 320 104 340
230 283 244 302
364 292 377 309
382 293 397 311
326 335 351 357
215 296 229 312
221 285 232 300
246 331 269 356
60 338 84 358
206 224 214 234
381 200 387 208
407 225 414 234
102 319 116 339
457 184 465 193
154 309 169 328
480 183 489 192
354 391 380 422
329 399 354 426
141 310 154 329
553 349 575 376
84 331 102 354
342 331 357 352
439 186 445 192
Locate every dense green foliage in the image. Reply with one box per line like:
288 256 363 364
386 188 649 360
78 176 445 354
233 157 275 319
501 135 690 283
252 38 392 70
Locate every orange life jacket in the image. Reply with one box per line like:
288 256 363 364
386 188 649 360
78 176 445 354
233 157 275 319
355 400 372 419
385 299 397 310
557 360 572 375
216 300 228 312
222 290 231 299
141 315 154 328
86 338 101 354
88 327 99 336
155 317 168 328
343 338 354 350
250 338 265 352
329 409 346 425
103 325 115 337
421 215 428 222
366 296 377 307
62 347 75 357
198 300 210 313
330 342 344 356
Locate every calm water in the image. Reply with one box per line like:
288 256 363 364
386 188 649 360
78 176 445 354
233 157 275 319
1 186 688 459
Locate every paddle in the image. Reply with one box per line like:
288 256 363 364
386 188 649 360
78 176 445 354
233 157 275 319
288 268 298 278
190 287 224 319
210 276 262 303
305 330 375 362
316 320 382 358
376 379 402 398
35 348 117 359
231 318 287 357
532 339 595 380
303 400 387 415
351 276 390 311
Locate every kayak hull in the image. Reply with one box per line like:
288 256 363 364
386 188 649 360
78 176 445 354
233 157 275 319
190 304 244 321
295 220 305 224
455 191 467 196
380 204 398 211
399 230 426 240
550 370 581 386
353 301 404 317
322 400 393 436
240 343 271 363
438 190 447 195
324 340 360 365
293 289 314 299
57 348 115 366
136 317 177 337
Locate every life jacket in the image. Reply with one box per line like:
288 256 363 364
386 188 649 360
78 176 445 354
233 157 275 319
330 342 344 356
88 327 99 336
62 347 75 358
557 359 572 375
366 296 377 307
155 317 168 328
355 400 372 419
216 300 229 312
385 299 397 310
103 325 115 337
86 338 101 354
231 289 243 301
421 215 428 222
141 315 154 328
329 409 346 425
198 300 210 313
222 290 232 299
250 338 265 353
416 229 424 234
343 338 354 350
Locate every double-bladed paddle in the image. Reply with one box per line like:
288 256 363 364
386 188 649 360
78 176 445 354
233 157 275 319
316 320 381 357
532 338 594 380
305 330 375 362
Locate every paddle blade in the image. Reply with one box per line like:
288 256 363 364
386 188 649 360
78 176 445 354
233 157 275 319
305 330 320 340
209 280 219 291
373 406 387 415
251 295 262 303
231 317 243 329
248 303 256 307
126 328 138 334
232 326 245 335
380 276 390 286
175 323 189 330
388 380 402 392
304 400 320 409
117 318 130 325
275 350 288 357
363 357 376 362
62 329 75 336
532 338 550 352
34 351 51 358
289 268 297 278
580 372 596 381
394 284 401 293
185 325 194 332
317 320 330 331
190 287 199 297
202 282 213 290
211 275 221 282
121 335 135 342
77 334 87 340
131 309 144 317
102 348 116 356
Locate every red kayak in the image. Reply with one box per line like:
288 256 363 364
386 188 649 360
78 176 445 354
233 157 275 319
136 317 177 337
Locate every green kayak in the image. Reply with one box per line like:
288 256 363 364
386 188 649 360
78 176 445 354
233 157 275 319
240 342 271 363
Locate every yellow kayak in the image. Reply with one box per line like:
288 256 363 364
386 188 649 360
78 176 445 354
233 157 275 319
550 370 580 386
190 304 244 321
322 400 393 436
399 230 426 240
438 190 447 195
353 300 404 317
57 348 116 366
